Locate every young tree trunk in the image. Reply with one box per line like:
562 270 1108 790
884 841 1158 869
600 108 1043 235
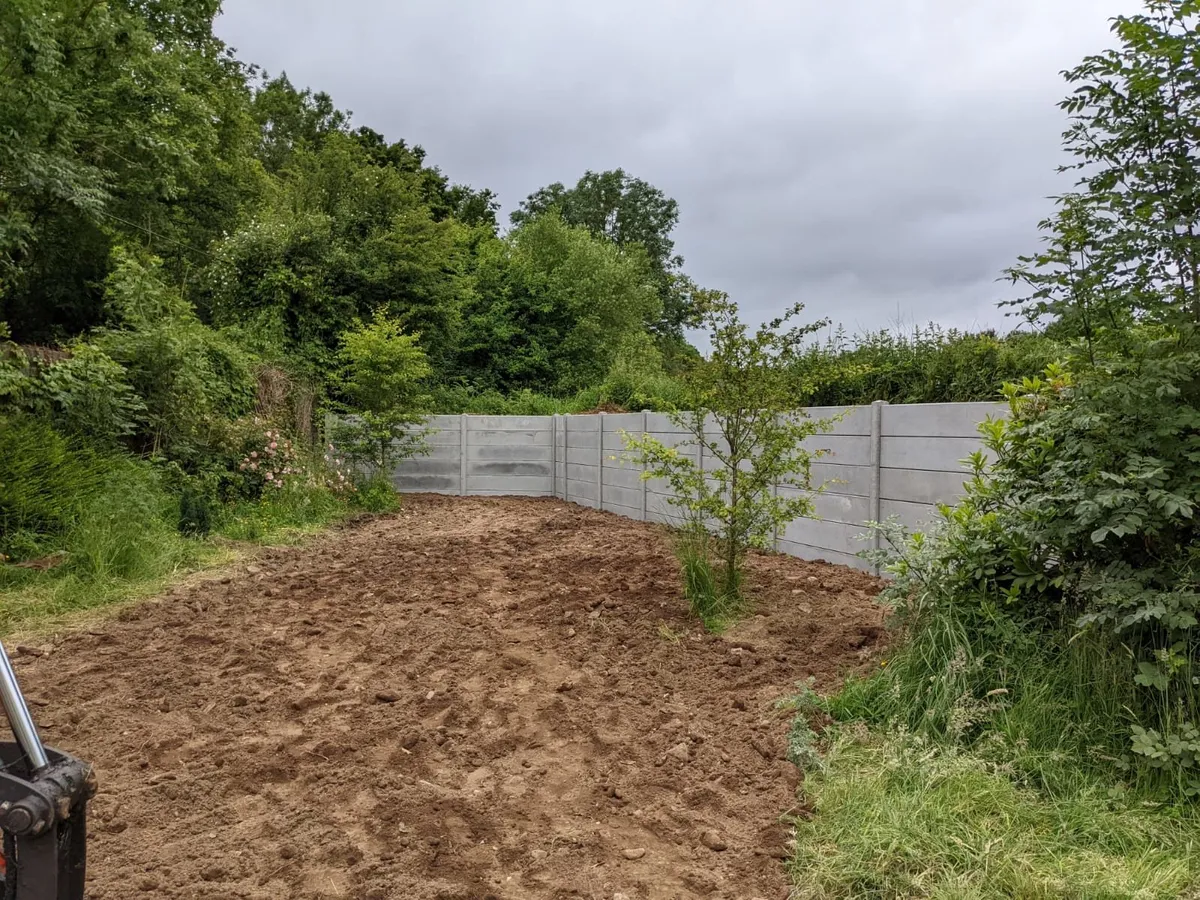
724 465 739 600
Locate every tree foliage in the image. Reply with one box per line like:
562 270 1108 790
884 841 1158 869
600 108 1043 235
0 0 261 341
1007 0 1200 353
624 295 828 627
460 214 661 393
855 1 1200 801
330 311 431 476
513 168 696 341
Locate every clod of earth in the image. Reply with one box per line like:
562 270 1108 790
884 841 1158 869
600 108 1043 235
702 830 729 852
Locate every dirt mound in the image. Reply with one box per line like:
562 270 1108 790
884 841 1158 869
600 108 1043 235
15 495 885 899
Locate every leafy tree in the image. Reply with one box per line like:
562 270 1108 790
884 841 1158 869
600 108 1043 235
851 0 1200 800
458 214 661 393
203 132 474 376
354 127 499 231
330 310 431 477
623 294 828 627
95 250 255 461
512 169 695 339
0 0 260 341
250 73 350 174
1007 0 1200 354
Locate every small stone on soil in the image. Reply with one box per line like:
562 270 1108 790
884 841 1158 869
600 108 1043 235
621 847 646 860
374 691 400 704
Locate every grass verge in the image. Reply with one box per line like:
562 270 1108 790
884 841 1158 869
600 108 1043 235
0 484 353 636
789 729 1199 900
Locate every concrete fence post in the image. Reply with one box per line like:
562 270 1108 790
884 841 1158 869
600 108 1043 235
551 414 558 500
869 401 886 574
459 413 468 497
640 410 649 522
597 412 605 511
564 415 571 504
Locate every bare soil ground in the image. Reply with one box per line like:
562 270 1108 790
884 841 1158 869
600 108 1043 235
14 496 885 900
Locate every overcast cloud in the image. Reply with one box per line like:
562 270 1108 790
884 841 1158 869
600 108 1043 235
216 0 1143 337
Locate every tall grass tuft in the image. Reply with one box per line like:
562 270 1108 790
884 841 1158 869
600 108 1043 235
674 526 741 631
0 416 107 559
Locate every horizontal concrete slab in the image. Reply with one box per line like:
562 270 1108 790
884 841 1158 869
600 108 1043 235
880 436 987 472
809 462 871 497
395 457 460 476
603 466 644 490
601 484 642 510
780 517 873 556
463 429 553 446
880 467 972 505
468 461 552 477
803 406 871 435
392 474 459 491
565 429 600 450
567 479 598 502
776 539 872 572
466 415 554 431
882 402 1006 438
880 497 946 531
468 444 554 462
601 413 647 432
801 433 871 467
566 448 599 465
465 475 553 493
567 462 598 482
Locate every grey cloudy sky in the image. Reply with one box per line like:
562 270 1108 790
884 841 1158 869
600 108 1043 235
216 0 1142 337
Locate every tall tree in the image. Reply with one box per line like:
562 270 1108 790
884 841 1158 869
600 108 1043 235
458 215 661 393
250 73 350 174
1007 0 1200 355
202 132 474 376
512 169 694 340
0 0 260 341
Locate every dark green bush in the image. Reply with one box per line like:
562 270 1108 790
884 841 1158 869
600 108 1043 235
178 483 214 536
854 333 1200 799
795 325 1058 406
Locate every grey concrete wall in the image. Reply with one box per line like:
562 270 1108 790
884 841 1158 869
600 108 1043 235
387 402 1005 572
390 415 556 496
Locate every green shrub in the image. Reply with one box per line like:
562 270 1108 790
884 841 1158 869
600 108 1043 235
674 526 731 630
596 331 686 411
352 475 400 514
857 335 1200 799
95 250 256 462
178 483 214 536
217 480 348 542
65 458 191 583
20 344 145 444
795 325 1058 406
329 310 431 475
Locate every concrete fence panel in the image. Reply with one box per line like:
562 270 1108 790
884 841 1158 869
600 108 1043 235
383 402 1003 573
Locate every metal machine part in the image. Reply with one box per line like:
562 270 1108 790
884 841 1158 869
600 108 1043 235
0 641 94 900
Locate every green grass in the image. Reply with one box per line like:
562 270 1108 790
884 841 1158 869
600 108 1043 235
789 730 1199 900
0 478 354 635
674 526 743 631
215 482 352 543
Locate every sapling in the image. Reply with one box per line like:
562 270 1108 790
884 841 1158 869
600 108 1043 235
623 293 829 627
